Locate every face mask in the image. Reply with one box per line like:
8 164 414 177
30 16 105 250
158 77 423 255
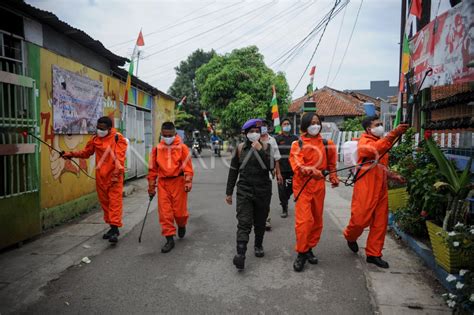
370 126 384 138
307 124 321 136
282 125 291 133
97 129 109 138
261 126 268 135
247 132 260 142
162 136 175 145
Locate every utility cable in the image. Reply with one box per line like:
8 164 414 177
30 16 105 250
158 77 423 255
325 3 347 85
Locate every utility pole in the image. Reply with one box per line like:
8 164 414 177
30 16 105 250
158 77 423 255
398 0 407 123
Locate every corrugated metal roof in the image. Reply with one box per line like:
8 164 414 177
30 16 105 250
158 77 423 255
3 0 128 67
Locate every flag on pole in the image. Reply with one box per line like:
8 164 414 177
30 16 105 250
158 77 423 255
177 96 187 110
410 0 422 19
306 66 316 96
395 33 411 126
270 85 281 134
123 30 145 106
203 112 212 133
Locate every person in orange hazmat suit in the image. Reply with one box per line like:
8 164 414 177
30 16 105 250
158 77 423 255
148 121 194 253
343 116 408 268
62 116 128 244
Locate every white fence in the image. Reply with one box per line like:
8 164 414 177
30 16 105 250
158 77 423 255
330 131 466 162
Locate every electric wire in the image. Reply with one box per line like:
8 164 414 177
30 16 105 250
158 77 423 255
325 3 347 85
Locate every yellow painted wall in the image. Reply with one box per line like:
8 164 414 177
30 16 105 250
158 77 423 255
153 94 176 145
39 48 121 209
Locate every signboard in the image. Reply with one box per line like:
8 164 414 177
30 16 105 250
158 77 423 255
52 65 104 134
410 2 474 89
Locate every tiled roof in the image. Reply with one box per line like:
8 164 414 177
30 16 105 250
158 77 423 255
288 86 379 117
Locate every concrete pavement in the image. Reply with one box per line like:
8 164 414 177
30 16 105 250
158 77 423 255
0 150 449 314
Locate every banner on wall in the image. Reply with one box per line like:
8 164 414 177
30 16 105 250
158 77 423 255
52 65 104 134
410 2 474 90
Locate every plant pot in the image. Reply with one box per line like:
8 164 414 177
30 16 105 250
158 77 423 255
388 187 408 212
426 220 474 273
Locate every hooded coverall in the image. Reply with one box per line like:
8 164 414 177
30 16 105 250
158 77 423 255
343 129 402 257
289 134 337 253
148 135 193 237
68 128 128 227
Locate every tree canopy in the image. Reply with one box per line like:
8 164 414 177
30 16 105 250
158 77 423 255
195 46 290 135
168 49 216 132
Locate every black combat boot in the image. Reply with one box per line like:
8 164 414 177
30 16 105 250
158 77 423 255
293 253 307 272
280 204 288 218
178 226 186 239
161 236 175 253
347 240 359 253
107 225 120 244
254 235 264 258
233 241 247 270
366 256 389 269
306 249 318 264
103 225 120 240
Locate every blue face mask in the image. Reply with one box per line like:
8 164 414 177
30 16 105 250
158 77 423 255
282 125 291 132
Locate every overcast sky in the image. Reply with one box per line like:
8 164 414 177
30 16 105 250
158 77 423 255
27 0 406 97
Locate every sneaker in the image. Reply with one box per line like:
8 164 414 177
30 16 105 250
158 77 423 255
265 218 272 231
280 205 288 218
254 246 264 258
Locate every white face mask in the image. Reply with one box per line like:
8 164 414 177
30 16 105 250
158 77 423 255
370 126 384 138
282 125 291 133
307 124 321 136
162 136 175 145
247 132 260 142
97 129 109 138
261 126 268 135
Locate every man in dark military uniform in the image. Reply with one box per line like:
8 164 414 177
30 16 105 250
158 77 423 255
274 118 299 218
225 118 272 270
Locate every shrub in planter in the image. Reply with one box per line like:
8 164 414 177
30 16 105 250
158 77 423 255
393 206 429 238
425 138 473 273
443 269 474 314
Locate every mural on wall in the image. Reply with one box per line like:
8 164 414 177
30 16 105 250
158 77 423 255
39 48 121 209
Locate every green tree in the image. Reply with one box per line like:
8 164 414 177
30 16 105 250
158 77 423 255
168 49 216 132
341 116 365 131
195 46 290 136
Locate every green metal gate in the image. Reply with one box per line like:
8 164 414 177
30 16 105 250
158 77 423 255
0 63 40 248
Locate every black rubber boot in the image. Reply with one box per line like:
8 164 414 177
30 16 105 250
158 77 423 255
108 226 119 244
178 226 186 239
347 241 359 253
103 225 120 240
161 236 175 253
306 249 318 264
280 204 288 218
254 235 264 258
293 253 307 272
233 242 247 270
366 256 389 269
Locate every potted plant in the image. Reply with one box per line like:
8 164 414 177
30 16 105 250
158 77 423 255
425 138 473 273
443 269 474 314
388 128 416 212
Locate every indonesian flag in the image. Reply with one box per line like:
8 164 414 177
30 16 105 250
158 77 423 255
177 96 186 110
271 85 281 133
124 30 145 106
410 0 422 19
